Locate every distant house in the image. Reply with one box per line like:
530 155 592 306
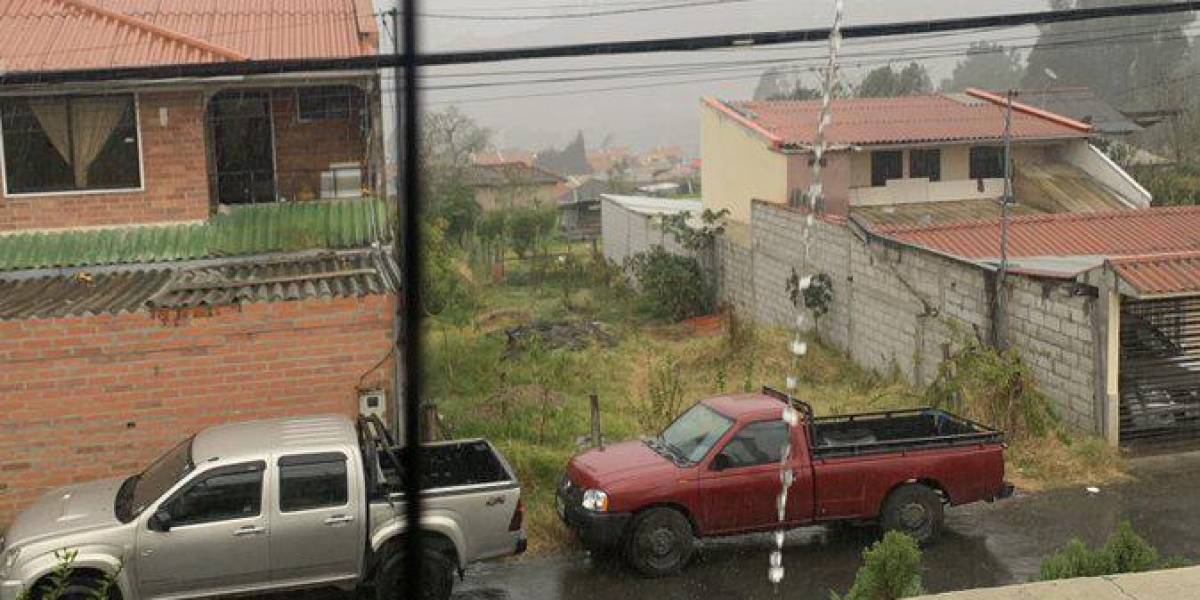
466 161 565 211
1008 87 1143 138
557 178 612 240
701 89 1151 224
0 0 395 528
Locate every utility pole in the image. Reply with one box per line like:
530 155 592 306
995 89 1015 350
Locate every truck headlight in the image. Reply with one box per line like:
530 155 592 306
581 489 609 512
1 544 19 579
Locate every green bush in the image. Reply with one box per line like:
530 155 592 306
508 206 558 259
1039 521 1160 581
834 531 924 600
625 246 713 321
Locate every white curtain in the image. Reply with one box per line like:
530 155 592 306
69 97 126 187
26 96 127 188
27 99 70 165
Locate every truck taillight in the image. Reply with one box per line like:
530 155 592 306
509 497 525 532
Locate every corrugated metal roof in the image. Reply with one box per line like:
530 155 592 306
1110 252 1200 297
0 198 392 272
149 252 394 309
851 199 1044 230
875 206 1200 260
0 269 172 319
602 194 702 217
0 250 395 320
711 90 1090 148
0 0 377 74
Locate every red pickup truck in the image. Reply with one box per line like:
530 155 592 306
557 388 1013 576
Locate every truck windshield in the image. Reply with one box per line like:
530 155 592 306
660 404 733 464
115 437 194 523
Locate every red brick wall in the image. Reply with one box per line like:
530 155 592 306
0 91 211 232
0 295 395 526
271 88 369 202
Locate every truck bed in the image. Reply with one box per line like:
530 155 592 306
810 408 1002 458
381 439 514 491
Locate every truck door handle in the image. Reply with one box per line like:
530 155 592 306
485 496 506 506
233 525 267 537
324 515 355 525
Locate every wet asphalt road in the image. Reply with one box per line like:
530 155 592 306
274 449 1200 600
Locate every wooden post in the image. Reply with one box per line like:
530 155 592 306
590 393 603 449
421 402 440 442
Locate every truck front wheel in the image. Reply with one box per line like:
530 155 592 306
624 507 695 577
375 548 456 600
880 483 944 545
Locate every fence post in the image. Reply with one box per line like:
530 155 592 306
421 402 440 442
590 393 603 449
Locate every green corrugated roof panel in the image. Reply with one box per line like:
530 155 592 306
0 198 393 272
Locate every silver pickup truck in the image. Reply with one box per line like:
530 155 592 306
0 414 525 600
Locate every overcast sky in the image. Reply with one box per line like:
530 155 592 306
378 0 1051 155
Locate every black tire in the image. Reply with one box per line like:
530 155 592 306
375 547 456 600
624 507 695 577
31 575 120 600
880 483 944 546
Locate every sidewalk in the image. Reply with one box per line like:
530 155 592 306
916 566 1200 599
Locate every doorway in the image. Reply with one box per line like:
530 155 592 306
209 90 276 204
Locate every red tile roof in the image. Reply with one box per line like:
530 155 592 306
1110 252 1200 297
873 206 1200 260
0 0 378 74
707 89 1091 149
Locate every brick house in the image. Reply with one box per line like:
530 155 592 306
0 0 397 526
700 89 1151 224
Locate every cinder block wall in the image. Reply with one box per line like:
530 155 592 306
0 295 395 526
717 201 1099 432
0 91 210 232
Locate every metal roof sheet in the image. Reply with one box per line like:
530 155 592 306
602 194 702 217
1011 87 1142 135
711 90 1091 149
875 206 1200 260
0 198 392 272
149 251 395 309
0 0 377 74
1109 252 1200 297
0 250 395 320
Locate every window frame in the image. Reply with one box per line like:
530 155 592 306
909 148 942 182
295 86 356 123
156 461 266 529
870 150 903 187
277 452 351 513
969 146 1006 180
0 92 146 198
715 420 792 470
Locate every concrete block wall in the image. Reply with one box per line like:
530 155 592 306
1005 276 1098 430
0 295 395 527
717 201 1100 432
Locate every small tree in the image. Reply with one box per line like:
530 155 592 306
507 206 558 259
833 531 924 600
626 247 712 321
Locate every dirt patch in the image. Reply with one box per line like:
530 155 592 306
476 309 534 333
503 320 615 355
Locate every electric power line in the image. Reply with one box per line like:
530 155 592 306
418 0 756 20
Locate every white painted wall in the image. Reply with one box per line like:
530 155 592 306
1060 142 1152 208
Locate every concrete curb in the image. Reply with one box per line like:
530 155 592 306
915 566 1200 599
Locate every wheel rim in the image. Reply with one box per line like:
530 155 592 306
648 527 676 557
898 502 928 530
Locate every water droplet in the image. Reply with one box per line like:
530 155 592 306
786 376 798 390
769 566 785 583
770 551 782 568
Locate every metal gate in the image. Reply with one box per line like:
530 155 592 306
1119 297 1200 444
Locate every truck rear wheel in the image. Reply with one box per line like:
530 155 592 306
624 507 695 577
880 483 944 545
30 574 120 600
375 548 456 600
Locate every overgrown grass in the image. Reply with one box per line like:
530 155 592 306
425 270 1127 554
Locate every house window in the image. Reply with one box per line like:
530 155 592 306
0 94 141 195
296 86 356 121
970 146 1006 179
870 150 903 187
909 149 941 182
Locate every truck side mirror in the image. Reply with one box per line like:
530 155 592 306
148 509 173 532
711 453 732 471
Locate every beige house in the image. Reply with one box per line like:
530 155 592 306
700 89 1151 225
466 162 565 211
